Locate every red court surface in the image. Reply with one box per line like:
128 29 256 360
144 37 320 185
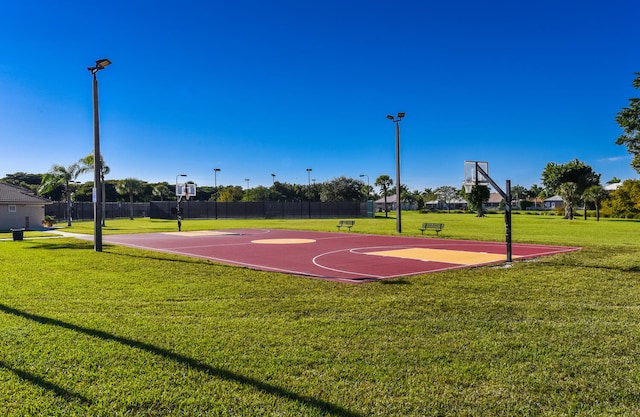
104 229 580 283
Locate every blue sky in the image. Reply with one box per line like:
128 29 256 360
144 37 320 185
1 0 639 192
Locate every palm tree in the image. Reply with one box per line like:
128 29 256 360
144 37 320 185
116 178 146 219
557 182 580 220
152 183 171 201
582 184 608 221
39 163 80 226
78 154 110 226
375 174 393 217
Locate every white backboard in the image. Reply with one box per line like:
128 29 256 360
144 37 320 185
176 183 197 199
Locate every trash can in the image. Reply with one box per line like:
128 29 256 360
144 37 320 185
11 228 24 241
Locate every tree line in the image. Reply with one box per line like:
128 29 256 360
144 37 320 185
3 71 639 219
3 161 637 220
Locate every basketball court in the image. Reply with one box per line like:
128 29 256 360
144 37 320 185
104 229 580 283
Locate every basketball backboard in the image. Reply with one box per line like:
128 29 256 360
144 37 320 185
463 161 489 193
176 183 197 200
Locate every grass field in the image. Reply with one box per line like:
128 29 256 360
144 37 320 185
1 212 640 416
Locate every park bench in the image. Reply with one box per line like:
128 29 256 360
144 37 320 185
336 220 355 232
419 223 444 236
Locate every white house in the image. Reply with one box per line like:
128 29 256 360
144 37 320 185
0 182 51 230
544 195 564 209
373 194 419 211
604 182 622 191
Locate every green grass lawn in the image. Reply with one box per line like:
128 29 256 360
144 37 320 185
1 213 640 416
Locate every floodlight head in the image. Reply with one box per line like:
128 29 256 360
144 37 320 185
397 112 405 119
88 58 112 74
306 168 312 172
96 58 112 69
386 115 394 120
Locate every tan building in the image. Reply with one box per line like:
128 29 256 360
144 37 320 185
0 182 51 230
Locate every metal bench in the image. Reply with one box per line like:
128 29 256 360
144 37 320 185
419 223 444 236
336 220 355 232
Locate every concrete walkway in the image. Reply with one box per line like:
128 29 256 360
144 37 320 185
0 229 92 242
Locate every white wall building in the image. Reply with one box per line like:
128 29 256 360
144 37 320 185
0 182 51 230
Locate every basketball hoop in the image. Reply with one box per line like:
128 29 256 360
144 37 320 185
462 160 513 262
176 182 197 201
463 161 488 193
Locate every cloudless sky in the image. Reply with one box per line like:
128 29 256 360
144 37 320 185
1 0 639 193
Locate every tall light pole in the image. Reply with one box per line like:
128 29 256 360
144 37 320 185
306 168 312 219
359 174 370 201
213 168 220 199
88 58 111 252
213 168 220 187
271 173 276 185
386 112 405 233
213 168 220 219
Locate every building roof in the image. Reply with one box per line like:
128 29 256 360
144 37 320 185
488 192 503 204
544 195 564 202
0 182 51 204
374 194 399 204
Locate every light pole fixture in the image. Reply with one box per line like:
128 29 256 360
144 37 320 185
176 174 187 187
88 58 111 252
245 178 250 189
359 174 370 201
271 173 276 184
386 112 405 233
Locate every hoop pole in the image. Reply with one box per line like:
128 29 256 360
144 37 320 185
505 179 512 262
474 163 512 263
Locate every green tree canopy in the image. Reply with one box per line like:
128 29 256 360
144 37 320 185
541 159 601 196
463 185 490 217
39 163 81 226
582 184 608 221
116 178 147 219
557 182 580 220
152 183 172 201
375 174 393 217
319 176 363 202
615 72 640 173
602 179 640 219
1 172 42 192
218 186 244 202
434 186 459 213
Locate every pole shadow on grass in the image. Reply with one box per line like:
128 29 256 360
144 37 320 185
0 303 362 417
0 360 91 405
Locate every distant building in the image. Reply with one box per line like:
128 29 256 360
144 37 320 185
485 192 505 209
544 195 564 209
0 182 51 230
604 182 622 191
374 194 419 211
424 197 467 211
